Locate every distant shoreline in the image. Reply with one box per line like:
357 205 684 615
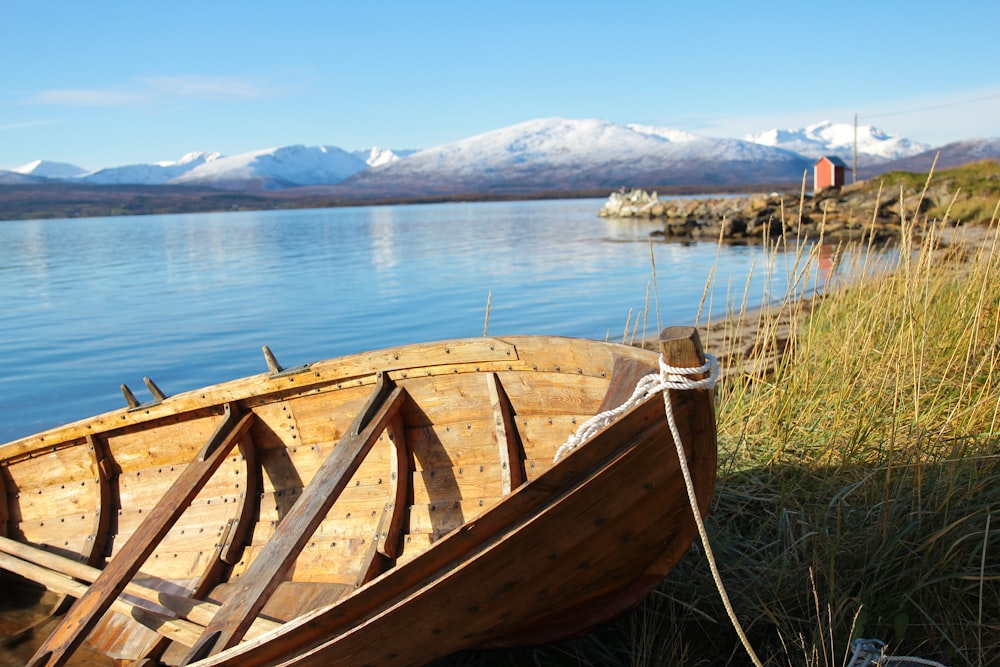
0 181 795 222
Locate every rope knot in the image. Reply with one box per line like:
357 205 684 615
658 353 720 391
552 353 718 463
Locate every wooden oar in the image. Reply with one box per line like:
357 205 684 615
0 549 204 647
182 374 407 663
26 405 256 667
0 535 280 637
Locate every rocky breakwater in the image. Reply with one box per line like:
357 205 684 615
598 185 917 242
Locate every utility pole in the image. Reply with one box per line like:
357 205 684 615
853 112 858 184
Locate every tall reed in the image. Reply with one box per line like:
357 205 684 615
652 187 1000 666
437 177 1000 667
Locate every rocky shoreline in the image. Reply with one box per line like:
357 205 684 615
598 183 923 242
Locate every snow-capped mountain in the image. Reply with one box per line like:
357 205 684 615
626 124 700 143
745 120 929 163
3 117 950 198
13 159 87 179
169 145 369 190
339 117 810 196
82 152 222 185
0 169 49 184
858 137 1000 176
353 146 418 168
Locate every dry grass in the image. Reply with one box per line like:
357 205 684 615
437 176 1000 666
647 187 1000 666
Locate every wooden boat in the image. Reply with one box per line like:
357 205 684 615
0 327 717 667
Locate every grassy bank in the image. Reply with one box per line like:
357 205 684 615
438 175 1000 665
663 202 1000 665
876 160 1000 224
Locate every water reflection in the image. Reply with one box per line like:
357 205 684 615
0 199 854 442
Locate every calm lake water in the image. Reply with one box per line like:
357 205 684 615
0 198 825 442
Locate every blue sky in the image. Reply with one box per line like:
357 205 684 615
3 0 999 171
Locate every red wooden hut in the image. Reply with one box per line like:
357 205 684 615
814 155 850 190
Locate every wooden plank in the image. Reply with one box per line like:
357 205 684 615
6 482 99 526
3 437 111 633
232 539 370 586
253 499 390 541
396 371 604 432
106 412 228 474
196 394 662 665
483 372 608 417
0 536 281 638
256 437 394 498
85 434 116 567
280 384 373 451
395 533 436 565
407 500 495 536
303 338 519 387
134 430 261 664
209 580 350 623
203 392 684 667
0 549 203 646
0 337 518 464
597 355 657 412
1 442 95 490
502 414 586 465
487 373 526 495
2 447 100 563
111 501 233 555
181 375 408 662
0 467 6 537
33 434 118 627
354 412 409 587
405 420 501 470
403 413 592 472
412 461 506 504
25 404 255 667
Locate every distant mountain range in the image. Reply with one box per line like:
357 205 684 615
4 118 998 200
744 120 928 162
10 146 407 190
339 118 815 197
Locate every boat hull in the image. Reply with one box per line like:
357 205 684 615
0 333 716 666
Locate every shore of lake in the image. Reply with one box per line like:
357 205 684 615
638 220 997 380
607 201 1000 666
602 159 1000 246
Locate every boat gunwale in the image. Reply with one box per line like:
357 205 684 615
1 335 651 462
2 335 688 665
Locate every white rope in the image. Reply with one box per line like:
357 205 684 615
553 351 765 667
554 356 948 667
656 356 765 667
552 354 720 463
847 639 947 667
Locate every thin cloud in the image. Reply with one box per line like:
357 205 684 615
31 89 146 107
28 74 277 107
143 75 275 101
0 119 57 131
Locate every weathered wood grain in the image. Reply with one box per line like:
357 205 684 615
181 377 407 661
0 334 715 667
25 406 255 667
